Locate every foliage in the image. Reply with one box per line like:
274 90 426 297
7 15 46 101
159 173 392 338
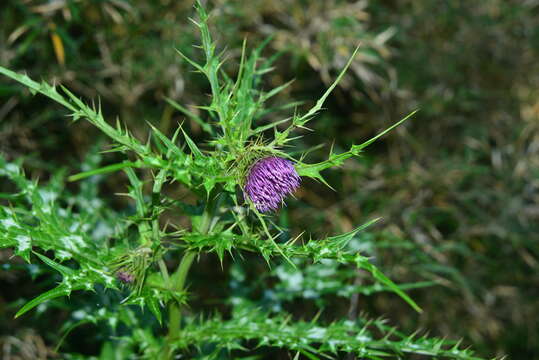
0 2 492 359
3 0 537 359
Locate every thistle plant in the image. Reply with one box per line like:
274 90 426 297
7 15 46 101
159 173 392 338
0 2 485 359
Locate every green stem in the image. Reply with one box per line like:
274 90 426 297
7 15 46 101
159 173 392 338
166 251 196 343
162 193 218 359
157 259 170 284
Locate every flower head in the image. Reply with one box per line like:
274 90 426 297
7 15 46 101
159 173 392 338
117 270 135 284
244 156 301 213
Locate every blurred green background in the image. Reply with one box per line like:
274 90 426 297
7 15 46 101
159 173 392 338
1 0 538 359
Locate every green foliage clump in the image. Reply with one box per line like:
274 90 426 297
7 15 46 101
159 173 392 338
0 2 489 360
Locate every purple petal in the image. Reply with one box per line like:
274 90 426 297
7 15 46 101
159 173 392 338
244 157 301 212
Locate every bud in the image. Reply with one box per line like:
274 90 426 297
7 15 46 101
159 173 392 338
116 270 135 284
244 156 301 213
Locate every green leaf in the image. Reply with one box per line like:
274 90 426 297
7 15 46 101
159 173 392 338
148 122 187 161
146 292 163 325
325 217 381 249
0 66 76 111
13 235 32 263
352 109 418 152
34 252 75 276
68 161 141 182
355 255 422 313
295 45 360 129
15 283 84 318
165 97 213 135
296 110 418 185
181 128 204 158
172 308 482 359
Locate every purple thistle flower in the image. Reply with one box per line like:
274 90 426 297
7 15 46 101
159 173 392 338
244 156 301 213
117 270 135 284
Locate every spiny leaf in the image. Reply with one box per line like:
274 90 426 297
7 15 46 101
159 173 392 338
165 98 213 135
15 283 85 318
34 252 75 276
352 109 419 152
251 117 292 136
68 161 141 182
354 255 422 313
145 290 163 325
148 122 187 161
181 128 204 157
324 217 381 249
0 66 75 111
172 308 482 359
296 110 417 184
289 44 361 132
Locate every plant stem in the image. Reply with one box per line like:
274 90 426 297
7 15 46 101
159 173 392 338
166 251 196 342
161 193 218 359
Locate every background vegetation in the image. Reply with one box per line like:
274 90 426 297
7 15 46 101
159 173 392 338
1 0 538 359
